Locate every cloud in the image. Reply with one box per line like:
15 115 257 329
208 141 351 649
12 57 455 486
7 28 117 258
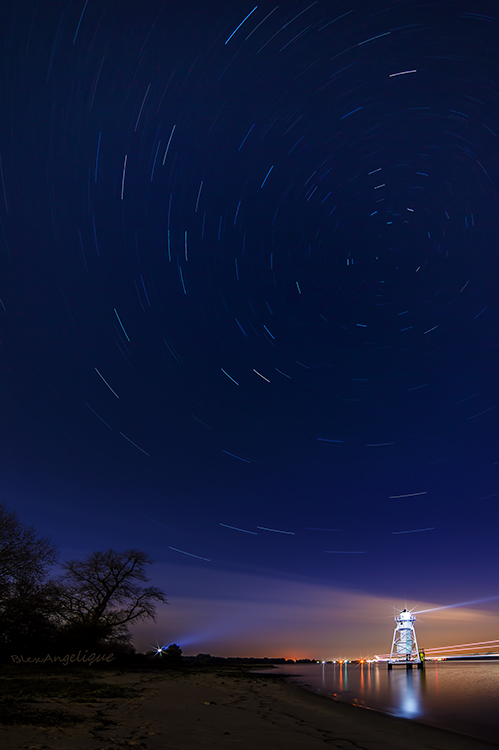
132 564 499 658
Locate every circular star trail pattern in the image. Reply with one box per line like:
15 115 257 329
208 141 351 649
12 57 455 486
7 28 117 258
0 0 498 589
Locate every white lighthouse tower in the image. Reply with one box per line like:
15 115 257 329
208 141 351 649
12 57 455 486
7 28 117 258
388 609 423 669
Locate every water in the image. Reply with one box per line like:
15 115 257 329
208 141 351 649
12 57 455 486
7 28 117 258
269 661 499 743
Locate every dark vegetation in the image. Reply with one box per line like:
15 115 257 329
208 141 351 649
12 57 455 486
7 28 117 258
181 654 314 665
0 503 312 675
0 502 167 661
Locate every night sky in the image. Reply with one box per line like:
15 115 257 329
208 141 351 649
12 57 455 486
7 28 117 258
1 0 499 657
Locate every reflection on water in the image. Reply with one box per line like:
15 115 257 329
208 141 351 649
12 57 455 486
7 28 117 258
272 661 499 742
387 665 424 718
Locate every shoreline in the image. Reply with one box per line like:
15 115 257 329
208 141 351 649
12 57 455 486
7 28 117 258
1 665 497 749
279 675 499 748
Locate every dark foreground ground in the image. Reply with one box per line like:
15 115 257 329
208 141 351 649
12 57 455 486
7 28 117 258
0 663 497 749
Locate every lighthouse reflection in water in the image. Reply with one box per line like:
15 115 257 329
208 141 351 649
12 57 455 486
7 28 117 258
388 666 421 718
269 661 499 743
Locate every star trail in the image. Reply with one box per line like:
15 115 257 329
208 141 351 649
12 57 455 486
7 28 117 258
0 0 498 655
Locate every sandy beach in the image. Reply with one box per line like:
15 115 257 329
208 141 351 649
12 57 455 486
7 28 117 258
1 666 497 750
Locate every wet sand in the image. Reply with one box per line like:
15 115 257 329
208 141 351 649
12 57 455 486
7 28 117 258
1 667 497 749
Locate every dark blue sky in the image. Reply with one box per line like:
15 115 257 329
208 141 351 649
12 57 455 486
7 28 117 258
1 0 499 654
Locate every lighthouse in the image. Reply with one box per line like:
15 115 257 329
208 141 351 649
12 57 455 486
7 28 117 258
388 609 423 669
